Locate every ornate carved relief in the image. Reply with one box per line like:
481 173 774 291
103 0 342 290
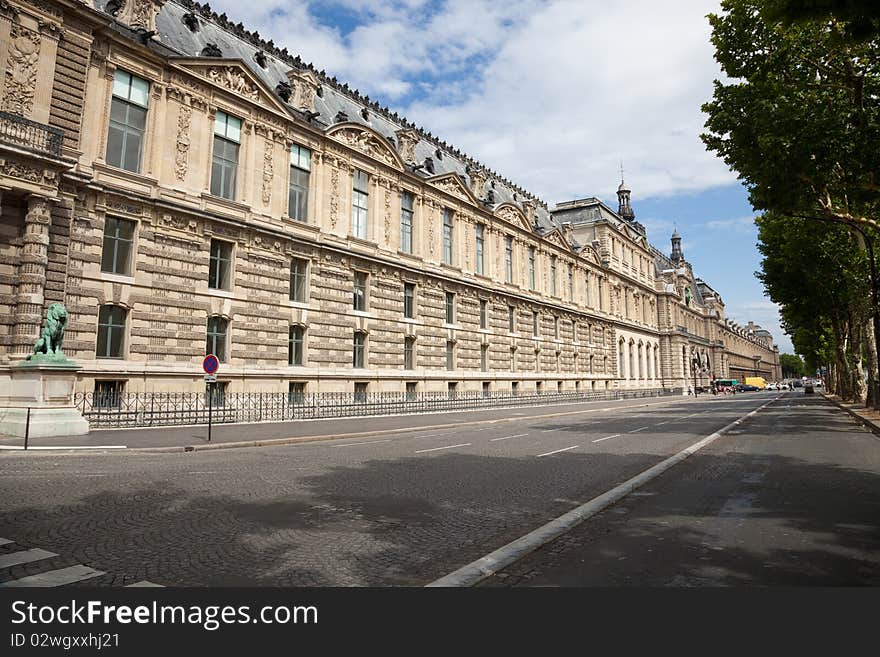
157 213 199 234
174 103 192 181
497 205 527 229
329 166 340 229
395 128 419 164
433 176 470 202
105 196 143 215
383 189 391 246
467 167 488 198
112 0 165 33
207 67 260 101
331 127 399 168
2 22 41 117
285 69 321 112
261 141 273 205
1 161 43 183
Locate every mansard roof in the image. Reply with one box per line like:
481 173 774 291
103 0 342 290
92 0 558 231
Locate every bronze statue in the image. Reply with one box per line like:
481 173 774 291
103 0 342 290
27 302 68 360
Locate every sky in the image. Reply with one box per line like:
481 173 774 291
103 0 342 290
205 0 793 353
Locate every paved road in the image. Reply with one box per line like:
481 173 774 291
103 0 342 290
482 394 880 586
0 392 681 449
1 392 876 586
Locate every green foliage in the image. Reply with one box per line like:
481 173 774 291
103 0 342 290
702 0 880 229
764 0 880 41
779 352 806 377
704 0 879 400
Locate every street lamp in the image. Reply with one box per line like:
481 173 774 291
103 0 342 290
691 351 701 397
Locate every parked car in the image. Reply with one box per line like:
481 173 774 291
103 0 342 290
766 383 778 391
791 380 803 388
735 384 761 392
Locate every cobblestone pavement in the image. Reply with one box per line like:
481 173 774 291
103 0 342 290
481 394 880 586
0 394 807 586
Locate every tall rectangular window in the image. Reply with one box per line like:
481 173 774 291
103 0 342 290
101 217 135 275
550 256 557 296
446 341 455 370
529 247 536 290
404 337 415 370
404 283 415 319
96 305 127 358
585 274 591 307
554 316 559 340
289 257 308 303
353 271 368 311
505 236 513 283
508 306 516 333
206 316 228 362
353 332 366 368
481 344 488 372
533 311 539 337
568 266 574 301
445 292 455 324
352 169 369 239
479 299 488 329
442 209 453 264
289 144 311 221
106 69 149 172
400 191 414 253
475 224 485 275
211 111 241 199
288 325 304 365
208 239 233 290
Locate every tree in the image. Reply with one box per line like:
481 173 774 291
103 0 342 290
703 0 880 404
756 212 871 399
779 352 805 378
765 1 880 41
702 0 880 231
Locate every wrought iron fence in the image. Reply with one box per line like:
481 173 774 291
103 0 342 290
0 111 64 157
74 387 681 428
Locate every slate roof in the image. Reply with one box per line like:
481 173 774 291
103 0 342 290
92 0 559 232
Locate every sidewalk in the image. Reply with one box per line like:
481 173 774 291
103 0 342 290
821 392 880 436
0 394 697 453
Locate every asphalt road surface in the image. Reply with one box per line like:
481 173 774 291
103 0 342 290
1 392 877 586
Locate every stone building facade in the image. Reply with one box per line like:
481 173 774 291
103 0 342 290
0 0 780 399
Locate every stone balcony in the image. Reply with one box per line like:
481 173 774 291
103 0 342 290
0 111 64 159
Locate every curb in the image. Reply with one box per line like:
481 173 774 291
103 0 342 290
136 397 685 454
426 394 781 587
820 393 880 437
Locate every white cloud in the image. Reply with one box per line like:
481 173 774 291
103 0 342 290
725 300 794 354
206 0 733 204
705 215 759 234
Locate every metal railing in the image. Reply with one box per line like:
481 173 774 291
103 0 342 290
74 387 681 428
0 111 64 157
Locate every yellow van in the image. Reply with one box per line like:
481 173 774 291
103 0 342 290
744 376 767 389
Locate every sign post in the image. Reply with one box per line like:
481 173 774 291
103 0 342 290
203 355 220 443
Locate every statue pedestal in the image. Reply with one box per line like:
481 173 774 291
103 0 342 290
0 360 89 438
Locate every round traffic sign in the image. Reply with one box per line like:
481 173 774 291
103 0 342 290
203 354 219 375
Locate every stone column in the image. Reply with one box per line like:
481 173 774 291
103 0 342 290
13 195 52 356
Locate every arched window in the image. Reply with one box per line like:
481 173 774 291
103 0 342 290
96 305 127 358
618 340 625 378
629 341 635 380
206 316 228 362
637 342 643 379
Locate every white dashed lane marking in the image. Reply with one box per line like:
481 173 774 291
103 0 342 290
537 445 579 457
414 443 471 454
490 433 529 442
